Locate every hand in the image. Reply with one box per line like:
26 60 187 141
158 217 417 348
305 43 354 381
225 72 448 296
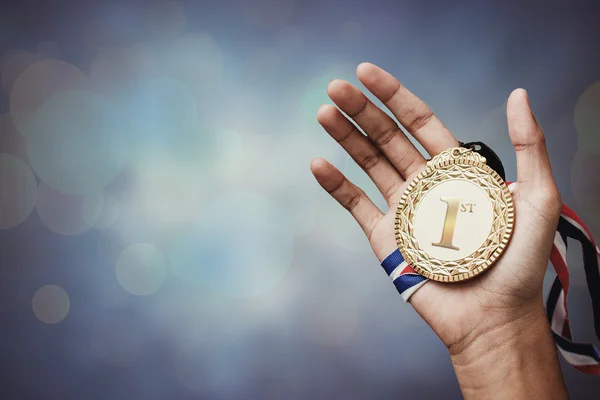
311 63 568 399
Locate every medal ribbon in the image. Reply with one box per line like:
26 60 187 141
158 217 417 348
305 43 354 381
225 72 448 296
382 182 600 374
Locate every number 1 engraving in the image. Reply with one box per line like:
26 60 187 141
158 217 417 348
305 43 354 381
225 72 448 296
432 196 460 250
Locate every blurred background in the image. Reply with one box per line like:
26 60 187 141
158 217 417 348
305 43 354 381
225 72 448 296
0 0 599 398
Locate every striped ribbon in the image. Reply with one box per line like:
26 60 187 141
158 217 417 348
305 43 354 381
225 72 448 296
382 182 600 374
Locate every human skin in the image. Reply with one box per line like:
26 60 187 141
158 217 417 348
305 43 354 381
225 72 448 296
310 62 569 399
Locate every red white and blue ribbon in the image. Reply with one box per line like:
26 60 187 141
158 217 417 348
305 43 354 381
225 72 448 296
382 182 600 374
380 247 427 301
547 204 600 374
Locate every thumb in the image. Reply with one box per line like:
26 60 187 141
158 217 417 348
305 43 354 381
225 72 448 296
506 88 555 188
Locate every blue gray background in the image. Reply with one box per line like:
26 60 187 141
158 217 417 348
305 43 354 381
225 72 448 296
0 0 599 398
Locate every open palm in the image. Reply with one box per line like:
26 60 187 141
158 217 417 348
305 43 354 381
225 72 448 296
311 63 562 354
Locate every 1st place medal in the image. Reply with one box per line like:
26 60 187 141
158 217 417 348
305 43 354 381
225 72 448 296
395 147 514 282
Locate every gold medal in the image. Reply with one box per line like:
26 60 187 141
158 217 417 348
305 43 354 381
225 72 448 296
395 147 514 282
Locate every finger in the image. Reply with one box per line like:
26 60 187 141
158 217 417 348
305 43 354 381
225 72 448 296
317 104 403 204
327 79 425 180
506 89 555 187
356 62 458 155
310 158 383 239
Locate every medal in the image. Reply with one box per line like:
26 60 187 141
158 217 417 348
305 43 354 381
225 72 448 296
395 147 514 282
384 143 600 374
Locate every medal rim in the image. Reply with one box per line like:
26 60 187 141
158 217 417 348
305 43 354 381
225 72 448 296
394 148 514 282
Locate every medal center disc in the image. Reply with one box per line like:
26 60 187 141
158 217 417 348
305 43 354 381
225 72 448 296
413 179 493 261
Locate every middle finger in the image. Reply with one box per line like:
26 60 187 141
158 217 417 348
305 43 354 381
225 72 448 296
327 79 426 180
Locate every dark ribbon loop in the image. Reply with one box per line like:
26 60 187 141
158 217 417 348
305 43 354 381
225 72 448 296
459 141 506 181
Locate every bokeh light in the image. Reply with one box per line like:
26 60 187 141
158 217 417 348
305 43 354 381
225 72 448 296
25 90 127 195
115 243 167 296
89 44 161 93
106 200 182 257
574 82 600 155
269 186 317 236
207 128 253 190
31 285 70 324
124 76 207 172
10 60 89 134
0 113 29 162
0 50 42 95
170 191 294 297
130 162 209 235
0 153 37 229
82 191 120 230
214 128 244 175
115 75 215 237
217 84 272 137
165 33 223 96
35 184 93 235
209 132 339 235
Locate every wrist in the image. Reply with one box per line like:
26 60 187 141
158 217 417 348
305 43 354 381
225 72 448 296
450 304 568 400
449 301 544 359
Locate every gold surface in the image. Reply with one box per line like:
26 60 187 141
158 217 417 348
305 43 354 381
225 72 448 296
430 196 461 251
395 148 514 282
